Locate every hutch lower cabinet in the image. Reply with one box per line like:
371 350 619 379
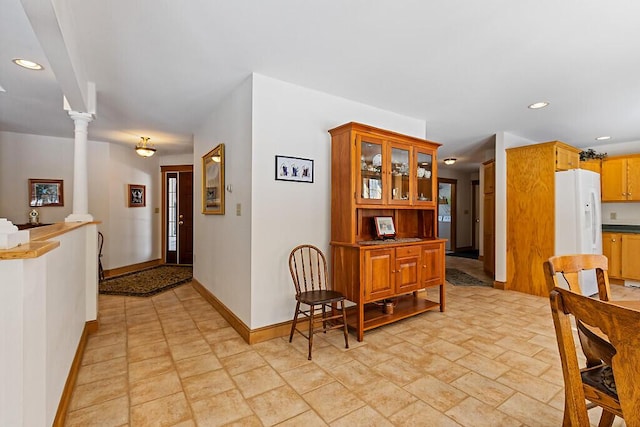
329 122 446 341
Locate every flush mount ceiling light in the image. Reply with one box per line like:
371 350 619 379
595 136 612 141
528 101 549 109
12 58 44 70
135 137 156 157
443 158 457 165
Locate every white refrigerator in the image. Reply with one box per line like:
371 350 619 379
555 169 603 296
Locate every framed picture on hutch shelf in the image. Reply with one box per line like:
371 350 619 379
374 216 396 239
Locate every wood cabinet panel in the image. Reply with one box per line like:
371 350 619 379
621 234 640 280
555 146 580 170
602 157 627 201
421 243 444 287
602 232 621 279
363 248 395 302
627 157 640 201
395 247 421 293
580 159 601 174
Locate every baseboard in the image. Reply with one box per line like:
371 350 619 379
610 278 625 286
493 280 506 290
191 278 294 345
104 259 162 278
455 246 473 252
53 319 98 427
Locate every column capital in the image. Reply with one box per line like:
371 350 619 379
68 110 94 123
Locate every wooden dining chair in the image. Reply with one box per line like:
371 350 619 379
288 244 349 360
550 287 640 427
543 254 612 301
544 254 619 425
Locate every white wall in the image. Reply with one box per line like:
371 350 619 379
193 73 427 329
193 76 254 325
250 74 426 328
0 131 161 270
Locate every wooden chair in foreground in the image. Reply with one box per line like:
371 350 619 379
549 287 640 426
288 244 349 360
543 254 612 301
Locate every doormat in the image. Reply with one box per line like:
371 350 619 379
99 265 192 297
446 250 479 260
445 268 492 287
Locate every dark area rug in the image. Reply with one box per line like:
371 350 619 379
446 250 479 260
445 268 491 287
99 265 193 297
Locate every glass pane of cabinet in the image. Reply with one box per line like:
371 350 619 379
416 150 433 202
390 146 410 201
359 138 383 201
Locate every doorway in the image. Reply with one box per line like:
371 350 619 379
472 179 480 251
162 165 193 264
438 178 457 252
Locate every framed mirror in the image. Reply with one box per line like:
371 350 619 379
202 143 225 215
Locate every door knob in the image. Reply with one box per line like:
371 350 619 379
178 221 184 225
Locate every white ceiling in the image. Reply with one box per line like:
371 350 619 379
2 0 640 168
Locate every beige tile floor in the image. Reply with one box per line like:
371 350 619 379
66 256 636 426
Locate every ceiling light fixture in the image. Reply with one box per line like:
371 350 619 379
528 101 549 109
443 158 457 165
135 137 156 157
12 58 44 70
595 136 611 141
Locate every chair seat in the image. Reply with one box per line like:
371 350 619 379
298 290 345 305
582 364 618 399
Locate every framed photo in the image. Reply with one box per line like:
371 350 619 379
202 143 225 214
374 216 396 238
128 184 146 207
275 155 314 183
29 179 64 207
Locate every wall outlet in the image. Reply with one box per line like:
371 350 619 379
236 203 241 216
610 212 617 220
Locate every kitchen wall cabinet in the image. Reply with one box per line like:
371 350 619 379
601 155 640 202
329 122 446 341
506 141 581 297
580 159 601 174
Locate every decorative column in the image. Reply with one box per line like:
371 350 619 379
65 111 94 222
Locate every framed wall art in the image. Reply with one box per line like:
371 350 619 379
128 184 146 207
29 179 64 207
275 155 313 183
202 143 225 214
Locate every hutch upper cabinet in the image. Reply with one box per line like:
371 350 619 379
329 122 446 341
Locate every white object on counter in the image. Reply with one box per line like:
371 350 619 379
0 218 29 249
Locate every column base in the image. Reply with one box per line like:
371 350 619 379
65 213 94 223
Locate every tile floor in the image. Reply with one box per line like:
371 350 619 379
65 257 635 426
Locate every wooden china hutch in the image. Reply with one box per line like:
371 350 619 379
329 122 446 341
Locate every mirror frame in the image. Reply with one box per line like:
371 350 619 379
201 143 225 215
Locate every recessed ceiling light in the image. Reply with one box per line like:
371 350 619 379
12 58 44 70
528 102 549 109
595 136 611 141
0 85 5 93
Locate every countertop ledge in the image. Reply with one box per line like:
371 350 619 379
602 224 640 234
0 221 99 260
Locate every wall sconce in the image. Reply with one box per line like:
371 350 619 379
443 158 457 165
135 137 156 157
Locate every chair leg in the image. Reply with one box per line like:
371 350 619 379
598 410 615 427
308 304 315 360
341 300 349 349
322 304 327 333
289 301 301 343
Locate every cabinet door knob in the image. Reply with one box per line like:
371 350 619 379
612 239 616 242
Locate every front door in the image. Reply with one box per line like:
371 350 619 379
162 166 193 264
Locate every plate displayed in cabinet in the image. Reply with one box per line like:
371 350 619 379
372 154 382 167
